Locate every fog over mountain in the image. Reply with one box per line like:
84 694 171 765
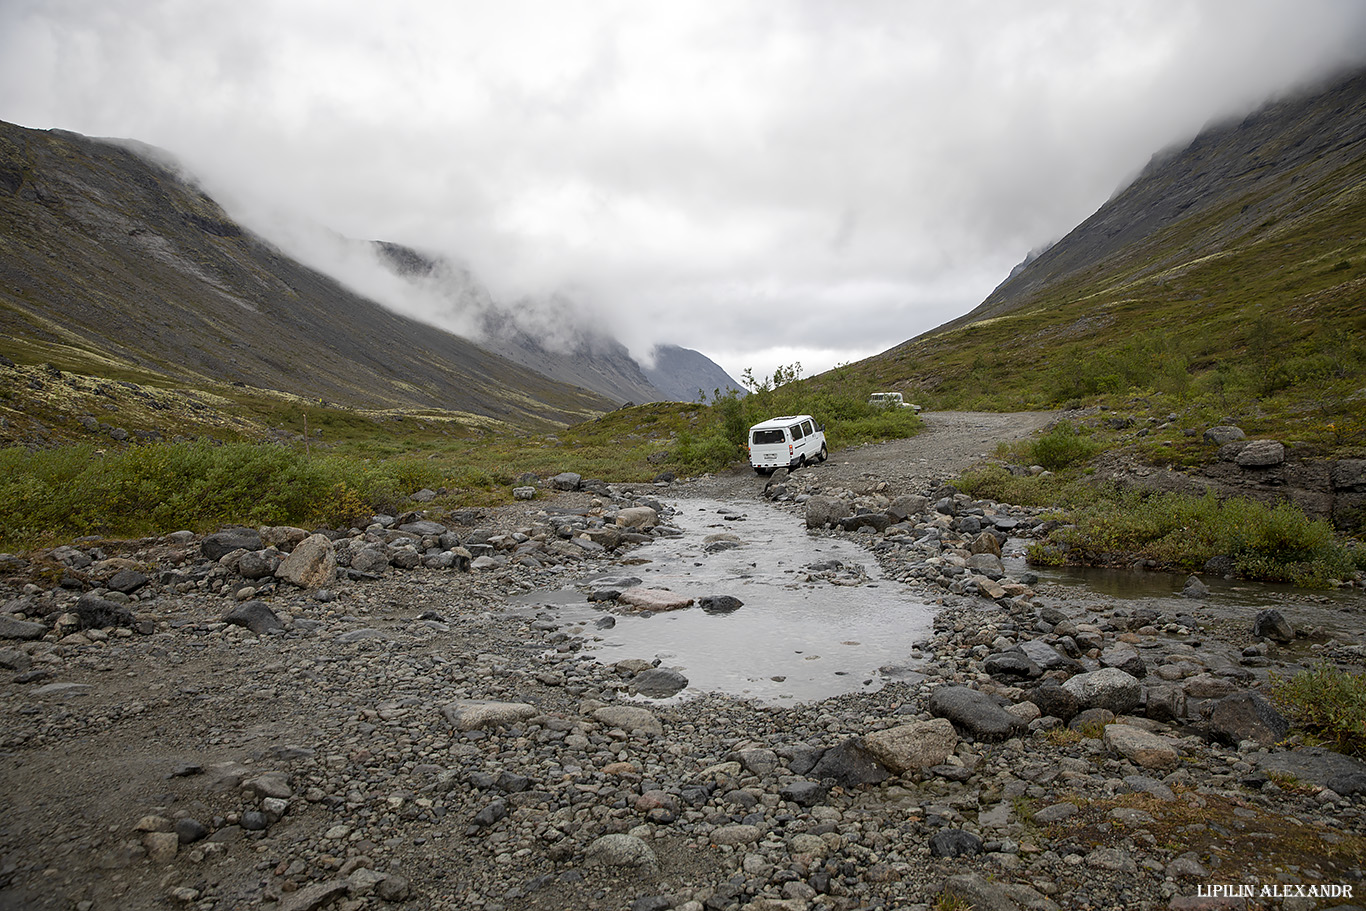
4 2 1366 381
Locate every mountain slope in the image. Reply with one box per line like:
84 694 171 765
939 66 1366 332
371 243 745 404
818 64 1366 449
370 242 664 404
643 344 746 402
0 121 613 426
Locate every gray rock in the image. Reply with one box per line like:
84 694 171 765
0 615 48 641
1029 682 1079 722
805 495 852 529
698 595 743 614
1180 574 1210 599
1260 747 1366 793
1032 802 1079 823
1018 639 1082 672
929 828 983 857
202 527 263 560
277 880 350 911
941 872 1023 911
442 701 537 731
1103 723 1180 770
105 569 148 594
74 594 134 630
222 601 282 635
585 834 657 868
928 685 1021 742
1330 459 1366 491
1144 683 1188 723
549 472 582 491
276 534 338 589
1236 439 1285 467
1203 425 1246 445
966 552 1005 577
1061 668 1142 714
1206 691 1289 747
1252 608 1295 643
862 718 958 773
630 668 689 698
982 648 1041 679
397 519 446 536
236 551 280 580
593 705 663 736
512 486 536 500
349 546 390 575
1099 642 1146 678
809 737 890 786
734 748 779 776
779 779 826 807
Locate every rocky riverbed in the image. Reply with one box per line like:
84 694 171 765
2 414 1364 911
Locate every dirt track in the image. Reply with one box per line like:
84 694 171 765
678 410 1059 499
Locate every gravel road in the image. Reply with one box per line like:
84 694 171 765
677 411 1059 500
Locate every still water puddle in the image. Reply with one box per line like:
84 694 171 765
512 498 937 704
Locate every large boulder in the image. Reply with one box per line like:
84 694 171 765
618 587 693 612
614 507 659 530
630 668 689 698
441 701 537 731
593 705 663 736
1236 439 1285 468
222 600 282 635
202 527 263 560
549 472 582 491
862 718 958 773
74 594 134 630
1205 691 1289 747
1061 668 1143 715
928 685 1021 742
275 534 337 589
1252 609 1295 644
1103 724 1181 770
806 495 852 529
1203 426 1246 445
809 738 890 787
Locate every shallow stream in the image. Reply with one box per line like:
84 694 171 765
513 498 937 704
513 499 1366 705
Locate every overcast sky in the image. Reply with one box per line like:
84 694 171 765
5 1 1366 384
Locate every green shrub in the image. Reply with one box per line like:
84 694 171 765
1271 662 1366 757
1025 423 1103 471
0 441 458 549
1045 490 1361 586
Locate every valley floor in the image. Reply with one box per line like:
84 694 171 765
1 412 1363 911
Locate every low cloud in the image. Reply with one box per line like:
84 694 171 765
4 1 1366 375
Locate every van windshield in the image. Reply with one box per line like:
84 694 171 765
752 429 785 445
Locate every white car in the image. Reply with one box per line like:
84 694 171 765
747 414 827 474
868 392 921 412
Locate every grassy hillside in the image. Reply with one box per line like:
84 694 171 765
0 121 613 427
807 70 1366 462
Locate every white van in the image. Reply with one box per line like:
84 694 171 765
748 414 827 474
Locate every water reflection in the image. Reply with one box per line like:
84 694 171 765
513 498 937 704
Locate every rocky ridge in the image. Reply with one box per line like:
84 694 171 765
2 447 1365 910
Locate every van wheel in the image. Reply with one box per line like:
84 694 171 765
795 456 806 469
817 444 828 462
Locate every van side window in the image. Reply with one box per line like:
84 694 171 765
789 424 804 440
802 420 814 436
